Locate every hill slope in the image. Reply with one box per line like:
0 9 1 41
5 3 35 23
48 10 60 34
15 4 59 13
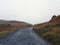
33 15 60 45
0 20 32 38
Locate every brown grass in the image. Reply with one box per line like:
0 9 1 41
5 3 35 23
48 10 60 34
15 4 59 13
33 23 60 45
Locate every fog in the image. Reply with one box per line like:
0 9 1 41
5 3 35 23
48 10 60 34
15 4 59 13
0 0 60 24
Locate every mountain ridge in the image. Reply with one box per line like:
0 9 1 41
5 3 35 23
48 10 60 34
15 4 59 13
34 15 60 29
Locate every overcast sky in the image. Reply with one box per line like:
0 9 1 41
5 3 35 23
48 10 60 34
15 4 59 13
0 0 60 24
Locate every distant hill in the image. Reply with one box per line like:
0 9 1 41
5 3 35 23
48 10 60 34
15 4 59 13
33 15 60 45
0 20 32 32
0 20 29 24
0 20 32 38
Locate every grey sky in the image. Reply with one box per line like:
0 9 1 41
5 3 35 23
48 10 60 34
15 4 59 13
0 0 60 24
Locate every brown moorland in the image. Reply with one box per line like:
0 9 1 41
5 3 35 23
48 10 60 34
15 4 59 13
33 15 60 45
0 20 32 38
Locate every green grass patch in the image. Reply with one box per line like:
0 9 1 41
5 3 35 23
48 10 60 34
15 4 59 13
0 30 14 38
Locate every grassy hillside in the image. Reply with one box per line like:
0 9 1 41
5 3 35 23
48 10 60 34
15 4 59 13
33 15 60 45
0 20 32 38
